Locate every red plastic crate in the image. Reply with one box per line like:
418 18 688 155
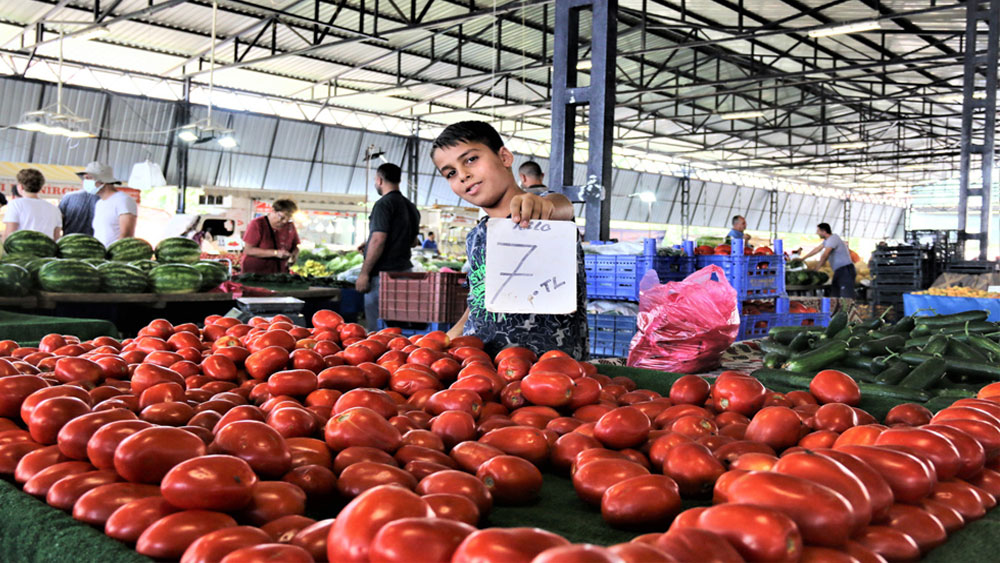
378 271 469 324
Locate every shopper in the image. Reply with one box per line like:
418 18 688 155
431 121 586 359
802 222 856 298
422 231 438 252
728 215 751 243
518 161 548 195
3 168 62 241
356 163 420 331
72 161 137 246
61 164 102 236
241 199 301 274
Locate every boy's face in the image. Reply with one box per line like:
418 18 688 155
432 141 516 211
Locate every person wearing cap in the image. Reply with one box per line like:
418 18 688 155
60 165 102 236
3 168 62 241
80 162 137 246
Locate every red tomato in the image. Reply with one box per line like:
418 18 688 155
451 527 569 563
0 442 45 476
27 396 91 445
136 510 239 560
810 370 861 405
266 407 318 439
551 432 602 473
201 355 238 381
662 442 725 497
130 363 184 395
773 451 873 533
884 503 946 553
214 420 293 478
312 310 344 330
884 403 932 427
416 469 493 514
267 369 318 397
712 372 766 416
812 448 894 523
45 468 121 510
693 503 802 561
532 544 621 563
450 441 504 473
289 519 334 561
180 526 271 563
519 372 575 408
113 427 206 483
423 493 481 526
23 460 93 497
655 528 745 562
837 445 937 504
923 424 985 480
245 346 290 380
83 420 150 470
593 406 651 449
933 418 1000 461
813 402 858 433
930 480 987 520
425 389 484 417
476 454 543 505
723 470 854 547
669 375 711 405
161 455 257 511
478 425 550 465
874 427 961 481
52 357 102 385
572 458 649 505
601 474 681 528
240 481 308 525
369 517 476 563
798 430 839 450
852 526 920 562
56 408 136 461
325 406 402 453
326 485 434 562
105 496 181 542
919 498 965 534
744 406 802 451
0 375 49 418
337 461 418 498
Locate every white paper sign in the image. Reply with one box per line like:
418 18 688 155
484 218 577 314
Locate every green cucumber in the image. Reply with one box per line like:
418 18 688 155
856 381 931 403
831 326 851 341
904 336 931 349
968 334 1000 361
751 368 929 402
914 310 989 328
899 352 1000 381
759 340 793 356
763 352 788 369
839 352 887 375
860 335 906 356
824 310 849 339
921 335 950 356
789 331 815 353
922 396 960 413
884 315 916 336
768 325 825 345
750 368 814 391
947 339 990 363
827 364 879 383
898 357 948 390
874 361 911 385
935 321 999 336
783 340 849 373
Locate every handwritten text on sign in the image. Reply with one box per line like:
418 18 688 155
485 218 577 314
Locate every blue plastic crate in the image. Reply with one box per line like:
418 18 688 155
584 239 695 301
697 240 786 300
376 319 450 337
737 312 783 341
735 298 832 340
587 313 637 357
904 293 1000 322
784 298 833 328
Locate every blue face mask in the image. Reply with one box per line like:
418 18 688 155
82 179 100 195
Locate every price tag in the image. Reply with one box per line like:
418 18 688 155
484 218 577 314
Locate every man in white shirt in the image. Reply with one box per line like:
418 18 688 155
77 162 137 246
3 168 62 240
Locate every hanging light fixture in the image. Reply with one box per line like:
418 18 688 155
177 1 239 149
15 28 96 138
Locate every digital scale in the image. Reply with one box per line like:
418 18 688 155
224 297 307 326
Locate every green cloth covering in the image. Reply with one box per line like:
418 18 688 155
0 310 118 344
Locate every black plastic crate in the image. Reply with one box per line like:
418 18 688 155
945 261 998 274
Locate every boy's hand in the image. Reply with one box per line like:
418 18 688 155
510 193 556 228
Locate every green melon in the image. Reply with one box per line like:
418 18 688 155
3 230 57 257
0 264 32 297
1 253 38 268
130 259 159 273
57 234 107 260
193 261 230 290
149 263 202 294
107 237 154 262
98 262 149 293
155 237 201 264
37 259 101 293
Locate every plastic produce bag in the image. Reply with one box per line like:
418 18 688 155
627 265 740 373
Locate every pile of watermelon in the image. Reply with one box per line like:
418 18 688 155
0 231 228 295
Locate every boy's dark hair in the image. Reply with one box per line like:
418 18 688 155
817 223 832 235
17 168 45 193
376 163 402 184
431 121 504 156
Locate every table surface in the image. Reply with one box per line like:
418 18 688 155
32 287 340 309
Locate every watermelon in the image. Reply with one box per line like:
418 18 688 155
57 234 107 259
149 263 202 294
3 230 58 257
98 262 149 293
130 259 159 273
37 260 101 293
108 237 154 262
0 264 32 297
155 237 201 264
1 253 37 268
83 258 107 267
193 261 229 290
26 257 59 282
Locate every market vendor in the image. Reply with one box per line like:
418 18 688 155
728 215 751 243
241 199 300 274
802 222 856 299
422 231 438 252
3 168 62 241
431 121 587 360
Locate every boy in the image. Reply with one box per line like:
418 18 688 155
431 121 588 359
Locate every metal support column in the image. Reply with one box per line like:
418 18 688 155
176 77 191 214
958 0 1000 259
406 120 420 203
843 198 852 239
680 175 691 241
768 189 778 244
549 0 617 241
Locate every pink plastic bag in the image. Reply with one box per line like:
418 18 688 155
627 265 740 373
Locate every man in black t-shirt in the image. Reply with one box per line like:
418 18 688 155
356 163 420 330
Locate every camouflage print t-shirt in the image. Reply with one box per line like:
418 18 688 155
462 216 589 360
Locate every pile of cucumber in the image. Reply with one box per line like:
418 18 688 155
755 309 1000 404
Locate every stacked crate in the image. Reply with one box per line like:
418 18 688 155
584 238 695 357
870 246 934 312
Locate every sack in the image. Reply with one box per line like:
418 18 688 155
210 281 276 298
627 265 740 373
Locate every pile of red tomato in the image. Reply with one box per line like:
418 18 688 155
1 311 1000 563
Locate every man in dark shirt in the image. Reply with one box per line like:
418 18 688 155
356 163 420 330
518 161 548 195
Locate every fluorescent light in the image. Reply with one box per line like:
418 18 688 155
720 111 765 120
178 128 199 142
830 142 868 150
75 26 110 41
808 20 881 38
576 60 592 70
15 111 94 138
216 133 238 149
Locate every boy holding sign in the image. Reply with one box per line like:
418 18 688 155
431 121 588 359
